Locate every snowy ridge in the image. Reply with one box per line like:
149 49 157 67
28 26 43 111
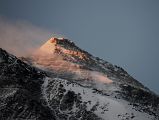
41 76 154 120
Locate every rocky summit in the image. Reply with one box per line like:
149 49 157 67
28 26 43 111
0 37 159 120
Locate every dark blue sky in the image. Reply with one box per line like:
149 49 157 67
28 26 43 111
0 0 159 94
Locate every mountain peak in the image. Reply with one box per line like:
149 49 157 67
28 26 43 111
1 36 159 120
1 47 159 120
37 37 73 53
35 37 89 62
31 37 146 90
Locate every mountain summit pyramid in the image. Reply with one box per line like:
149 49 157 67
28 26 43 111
0 37 159 120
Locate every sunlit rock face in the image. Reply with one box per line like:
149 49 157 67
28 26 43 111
35 37 88 61
32 38 113 84
32 37 143 88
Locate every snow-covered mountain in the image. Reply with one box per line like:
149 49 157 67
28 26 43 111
0 37 159 120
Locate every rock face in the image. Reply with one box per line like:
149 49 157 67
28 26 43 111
0 38 159 120
0 48 55 120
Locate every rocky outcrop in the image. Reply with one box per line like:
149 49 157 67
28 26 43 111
0 48 55 120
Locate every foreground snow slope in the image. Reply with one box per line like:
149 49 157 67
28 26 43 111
41 76 154 120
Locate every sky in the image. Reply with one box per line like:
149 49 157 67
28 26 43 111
0 0 159 94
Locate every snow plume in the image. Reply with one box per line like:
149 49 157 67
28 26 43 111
74 70 113 84
89 71 113 83
0 16 52 57
33 53 113 84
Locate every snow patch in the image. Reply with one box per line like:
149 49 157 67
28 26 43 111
41 77 51 108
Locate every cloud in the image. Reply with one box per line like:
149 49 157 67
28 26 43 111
0 16 53 57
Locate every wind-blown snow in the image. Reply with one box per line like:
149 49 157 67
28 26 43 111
33 55 113 84
89 71 112 84
38 38 56 55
